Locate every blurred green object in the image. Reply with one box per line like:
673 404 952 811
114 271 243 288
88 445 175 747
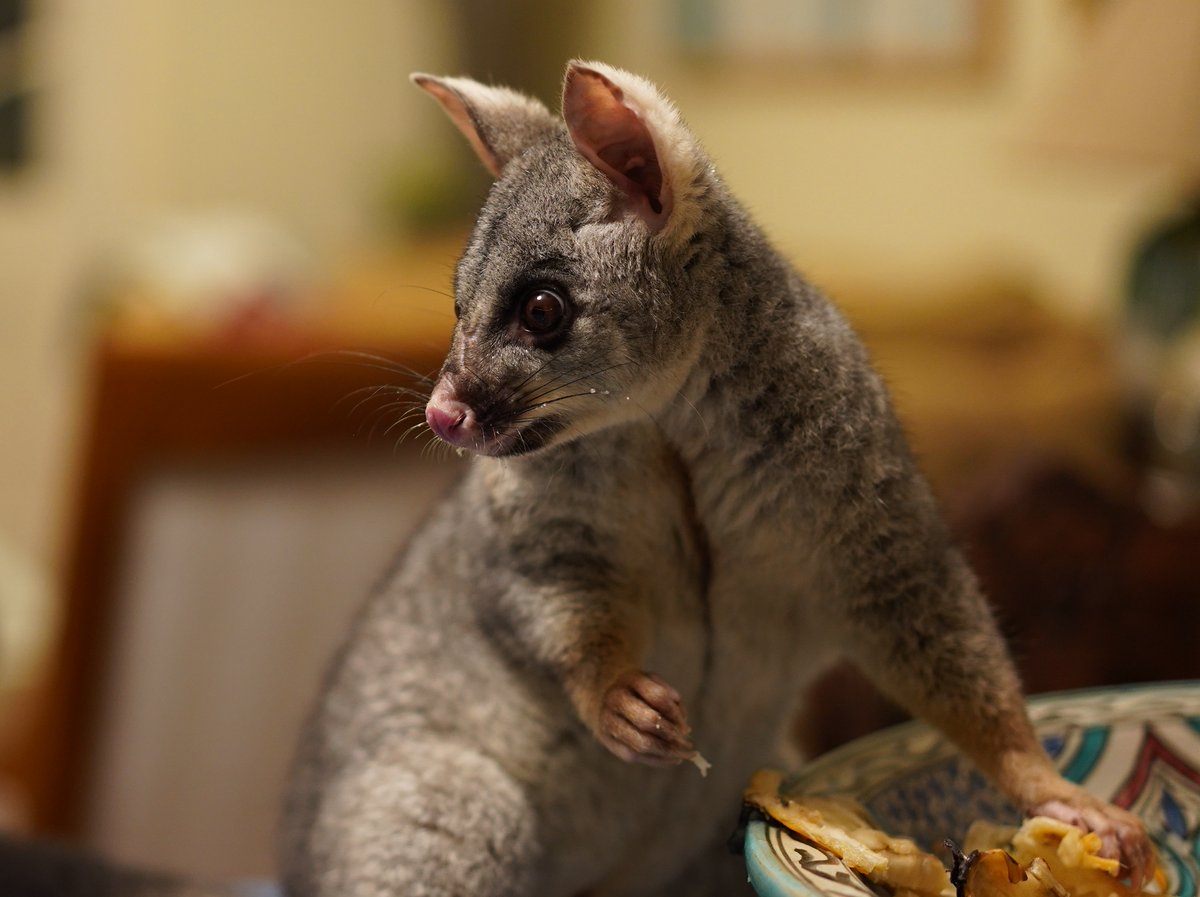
1123 195 1200 517
380 150 488 235
1129 198 1200 341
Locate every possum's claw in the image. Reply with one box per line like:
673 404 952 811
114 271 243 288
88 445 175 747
597 670 694 767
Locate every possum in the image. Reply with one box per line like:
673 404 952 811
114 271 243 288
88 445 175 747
276 61 1151 897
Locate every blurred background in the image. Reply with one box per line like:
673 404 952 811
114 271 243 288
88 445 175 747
1 0 1198 884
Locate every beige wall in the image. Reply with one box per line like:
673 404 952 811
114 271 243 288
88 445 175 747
0 0 1183 685
590 0 1179 314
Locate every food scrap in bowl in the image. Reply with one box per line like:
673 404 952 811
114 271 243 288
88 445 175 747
954 816 1170 897
743 769 1172 897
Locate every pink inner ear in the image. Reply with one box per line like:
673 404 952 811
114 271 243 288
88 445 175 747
413 76 504 177
564 69 668 219
597 139 664 215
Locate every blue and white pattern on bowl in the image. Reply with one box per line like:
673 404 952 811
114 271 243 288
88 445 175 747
745 682 1200 897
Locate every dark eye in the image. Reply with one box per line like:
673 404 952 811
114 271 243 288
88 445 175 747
519 288 566 335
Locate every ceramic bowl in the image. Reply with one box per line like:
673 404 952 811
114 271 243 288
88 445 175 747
744 682 1200 897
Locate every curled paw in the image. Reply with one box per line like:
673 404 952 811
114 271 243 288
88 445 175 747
596 670 693 767
1029 796 1154 889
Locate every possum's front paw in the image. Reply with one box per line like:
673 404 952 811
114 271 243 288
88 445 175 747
1028 795 1153 888
596 670 694 767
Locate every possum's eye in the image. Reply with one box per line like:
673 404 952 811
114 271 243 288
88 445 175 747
518 287 567 336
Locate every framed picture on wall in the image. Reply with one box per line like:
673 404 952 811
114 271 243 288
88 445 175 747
677 0 1001 77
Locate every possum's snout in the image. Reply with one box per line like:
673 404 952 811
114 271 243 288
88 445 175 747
425 384 479 449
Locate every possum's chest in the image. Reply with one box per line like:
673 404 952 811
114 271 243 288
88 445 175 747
639 464 839 764
698 560 838 750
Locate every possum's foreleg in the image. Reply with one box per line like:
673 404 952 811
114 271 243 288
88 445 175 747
510 580 696 768
823 468 1152 887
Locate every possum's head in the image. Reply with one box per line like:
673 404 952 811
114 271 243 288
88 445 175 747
415 61 717 457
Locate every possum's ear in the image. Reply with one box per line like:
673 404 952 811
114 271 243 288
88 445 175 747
562 61 703 236
411 73 558 178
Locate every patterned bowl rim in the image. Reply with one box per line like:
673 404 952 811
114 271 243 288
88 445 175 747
744 680 1200 897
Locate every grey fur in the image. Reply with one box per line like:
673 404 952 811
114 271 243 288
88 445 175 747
278 61 1149 897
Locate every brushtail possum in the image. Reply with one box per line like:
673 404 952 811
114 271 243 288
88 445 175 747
0 61 1150 897
277 61 1152 896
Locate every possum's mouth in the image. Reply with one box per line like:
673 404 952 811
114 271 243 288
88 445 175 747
425 396 568 457
497 416 569 456
470 416 567 457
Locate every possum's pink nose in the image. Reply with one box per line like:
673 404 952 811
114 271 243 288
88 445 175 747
425 395 478 447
